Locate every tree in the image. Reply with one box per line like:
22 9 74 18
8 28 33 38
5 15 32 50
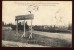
25 21 29 31
7 23 12 26
68 24 72 30
18 22 23 31
2 21 4 26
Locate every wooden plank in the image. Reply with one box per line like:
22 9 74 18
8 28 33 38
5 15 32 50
15 14 34 20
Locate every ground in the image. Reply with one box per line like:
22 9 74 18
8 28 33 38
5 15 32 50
2 40 48 47
2 30 72 47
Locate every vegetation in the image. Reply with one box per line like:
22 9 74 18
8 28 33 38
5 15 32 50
2 21 72 33
2 21 29 31
2 21 72 47
33 25 72 33
2 30 72 47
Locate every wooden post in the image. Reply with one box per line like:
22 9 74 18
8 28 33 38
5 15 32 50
16 20 18 36
29 19 32 39
22 20 25 37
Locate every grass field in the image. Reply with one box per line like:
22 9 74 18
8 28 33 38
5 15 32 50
2 30 72 47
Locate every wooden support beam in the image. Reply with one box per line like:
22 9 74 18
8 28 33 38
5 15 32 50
29 19 33 39
16 20 18 36
22 20 26 37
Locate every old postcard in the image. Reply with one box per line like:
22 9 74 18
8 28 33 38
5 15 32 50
2 1 72 47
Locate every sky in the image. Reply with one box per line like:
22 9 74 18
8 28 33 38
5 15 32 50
2 1 72 26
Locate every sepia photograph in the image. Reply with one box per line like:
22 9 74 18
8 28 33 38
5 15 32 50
2 1 72 47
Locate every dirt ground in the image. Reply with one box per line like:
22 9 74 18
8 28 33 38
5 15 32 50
2 40 49 47
2 30 72 47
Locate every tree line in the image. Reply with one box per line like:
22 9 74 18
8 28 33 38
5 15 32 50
2 21 29 31
2 21 72 33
